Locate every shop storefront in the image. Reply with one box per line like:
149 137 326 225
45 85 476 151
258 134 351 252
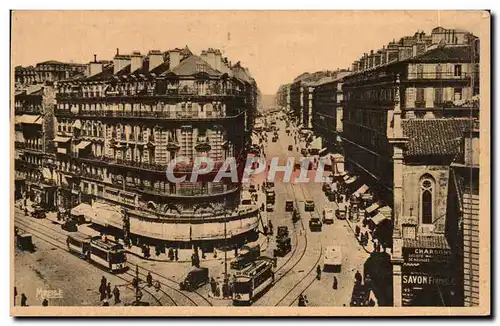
401 242 458 306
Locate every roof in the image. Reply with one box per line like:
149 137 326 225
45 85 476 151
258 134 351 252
404 235 450 250
402 118 473 157
313 71 352 87
411 45 472 63
162 55 221 77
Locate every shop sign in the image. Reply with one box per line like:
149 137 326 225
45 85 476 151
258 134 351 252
403 247 452 264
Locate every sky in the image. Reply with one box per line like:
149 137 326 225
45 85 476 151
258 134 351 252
11 11 486 95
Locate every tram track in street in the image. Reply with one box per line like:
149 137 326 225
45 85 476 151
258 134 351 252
273 121 324 306
252 121 324 306
14 217 171 306
14 211 212 306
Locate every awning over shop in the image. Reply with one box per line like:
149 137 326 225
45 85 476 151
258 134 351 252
130 217 190 241
71 203 94 217
310 137 323 150
20 115 42 125
72 120 82 129
76 141 92 150
345 176 358 184
91 202 123 229
54 136 71 143
41 167 53 180
372 212 389 225
191 216 259 241
353 184 369 197
366 202 381 214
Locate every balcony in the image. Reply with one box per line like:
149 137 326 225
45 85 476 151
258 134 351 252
15 158 40 170
406 72 471 81
126 182 239 199
15 106 42 115
78 154 231 174
54 109 245 122
56 87 244 101
81 172 104 181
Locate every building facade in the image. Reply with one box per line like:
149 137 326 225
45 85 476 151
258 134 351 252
14 85 58 208
15 61 87 87
311 71 351 152
341 27 479 306
54 47 259 246
447 119 480 306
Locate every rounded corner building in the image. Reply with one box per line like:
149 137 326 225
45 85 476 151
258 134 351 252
54 47 260 248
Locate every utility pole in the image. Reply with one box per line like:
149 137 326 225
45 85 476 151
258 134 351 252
224 197 228 278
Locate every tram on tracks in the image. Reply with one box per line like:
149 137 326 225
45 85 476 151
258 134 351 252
66 233 128 273
232 258 275 305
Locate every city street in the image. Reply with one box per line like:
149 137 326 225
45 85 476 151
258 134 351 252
253 117 370 307
14 115 370 307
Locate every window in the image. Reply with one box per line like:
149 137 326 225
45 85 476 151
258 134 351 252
416 88 425 105
416 64 424 78
419 175 435 224
435 88 443 104
454 88 462 101
454 64 462 77
435 64 442 79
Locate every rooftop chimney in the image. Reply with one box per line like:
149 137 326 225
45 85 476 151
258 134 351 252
113 50 130 74
130 51 143 73
169 49 181 70
148 50 164 72
89 54 103 77
206 48 216 70
214 49 222 72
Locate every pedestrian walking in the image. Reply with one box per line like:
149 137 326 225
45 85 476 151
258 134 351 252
316 265 322 280
355 270 363 285
101 276 107 287
175 248 179 261
42 298 48 306
20 293 27 307
106 282 112 299
112 285 121 304
333 276 338 290
99 282 106 301
147 272 153 287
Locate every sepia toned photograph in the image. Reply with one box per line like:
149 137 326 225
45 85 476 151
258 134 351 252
10 10 490 316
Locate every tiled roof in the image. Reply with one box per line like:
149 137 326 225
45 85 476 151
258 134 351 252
411 45 472 63
404 235 450 250
163 55 221 77
402 118 473 157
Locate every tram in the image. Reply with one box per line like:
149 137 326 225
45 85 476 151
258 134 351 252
89 238 128 273
230 243 261 270
66 233 128 273
232 259 275 305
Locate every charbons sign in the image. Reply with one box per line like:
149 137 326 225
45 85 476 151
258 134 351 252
403 247 452 264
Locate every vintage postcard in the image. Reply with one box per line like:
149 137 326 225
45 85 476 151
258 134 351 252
10 10 490 316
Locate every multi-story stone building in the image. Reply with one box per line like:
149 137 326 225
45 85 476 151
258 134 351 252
54 47 259 247
289 80 314 129
311 71 351 152
276 83 291 111
15 60 87 87
342 27 479 306
447 118 480 307
14 84 58 208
